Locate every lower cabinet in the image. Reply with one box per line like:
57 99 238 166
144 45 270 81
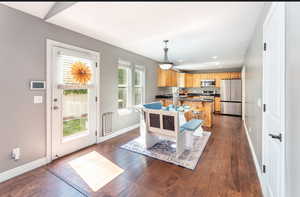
214 97 221 112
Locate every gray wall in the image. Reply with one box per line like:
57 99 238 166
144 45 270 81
286 3 300 197
0 5 158 173
243 3 271 169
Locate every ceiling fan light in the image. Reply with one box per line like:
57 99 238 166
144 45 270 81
159 63 173 70
158 40 173 70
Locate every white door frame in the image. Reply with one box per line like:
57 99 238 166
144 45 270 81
262 2 286 197
46 39 100 162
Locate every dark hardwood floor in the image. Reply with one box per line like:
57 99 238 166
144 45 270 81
0 115 262 197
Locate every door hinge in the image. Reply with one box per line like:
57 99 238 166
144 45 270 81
95 130 98 136
95 96 98 102
263 104 266 112
263 42 267 51
263 165 266 173
95 62 98 68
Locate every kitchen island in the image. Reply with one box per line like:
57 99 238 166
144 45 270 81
159 98 214 128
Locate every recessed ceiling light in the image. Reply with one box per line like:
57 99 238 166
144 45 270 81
211 56 218 59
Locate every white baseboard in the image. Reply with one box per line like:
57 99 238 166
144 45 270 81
0 157 48 183
0 124 139 183
243 120 267 197
98 124 139 143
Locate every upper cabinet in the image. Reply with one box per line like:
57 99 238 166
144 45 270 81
230 72 241 79
157 68 177 87
157 68 241 87
192 74 201 88
185 73 194 88
177 72 186 88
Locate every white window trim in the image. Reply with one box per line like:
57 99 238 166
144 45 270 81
117 61 146 113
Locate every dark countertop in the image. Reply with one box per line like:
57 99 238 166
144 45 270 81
178 98 214 102
156 97 214 103
155 94 220 99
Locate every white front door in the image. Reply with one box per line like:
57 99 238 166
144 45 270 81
263 3 285 197
51 45 99 159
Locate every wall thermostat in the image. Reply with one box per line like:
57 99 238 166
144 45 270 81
30 80 46 90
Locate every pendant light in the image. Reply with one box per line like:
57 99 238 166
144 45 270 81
159 40 173 70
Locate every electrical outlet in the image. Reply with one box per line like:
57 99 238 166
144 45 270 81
12 148 20 160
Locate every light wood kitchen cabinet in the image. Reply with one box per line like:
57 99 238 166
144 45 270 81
222 72 231 79
214 97 221 112
192 74 202 88
157 68 177 87
157 69 241 87
208 73 215 80
157 68 166 87
185 73 194 88
170 70 177 86
200 73 210 80
230 72 241 79
177 72 186 88
214 73 222 88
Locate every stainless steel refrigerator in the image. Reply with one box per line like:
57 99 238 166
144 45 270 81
220 79 242 116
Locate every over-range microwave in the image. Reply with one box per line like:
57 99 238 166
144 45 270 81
200 80 216 87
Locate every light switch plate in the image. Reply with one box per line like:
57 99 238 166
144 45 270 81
34 96 43 104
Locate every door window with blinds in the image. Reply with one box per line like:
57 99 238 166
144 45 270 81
50 42 98 159
54 49 96 138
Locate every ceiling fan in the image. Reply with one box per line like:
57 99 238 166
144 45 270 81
159 40 173 70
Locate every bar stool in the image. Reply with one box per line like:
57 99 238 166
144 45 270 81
191 109 205 137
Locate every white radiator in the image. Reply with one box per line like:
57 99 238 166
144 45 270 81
102 112 113 136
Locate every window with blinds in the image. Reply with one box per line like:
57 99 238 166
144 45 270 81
118 66 130 109
57 54 93 85
117 60 146 110
134 69 144 105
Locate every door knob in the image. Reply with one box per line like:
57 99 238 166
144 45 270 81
53 106 59 110
269 133 282 142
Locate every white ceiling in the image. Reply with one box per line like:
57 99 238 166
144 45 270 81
1 2 55 18
1 2 265 71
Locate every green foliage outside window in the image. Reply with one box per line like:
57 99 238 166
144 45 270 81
118 68 127 85
64 89 88 95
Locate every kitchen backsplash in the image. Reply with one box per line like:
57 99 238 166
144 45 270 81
157 87 173 95
157 87 220 95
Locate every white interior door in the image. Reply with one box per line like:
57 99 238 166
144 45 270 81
51 46 99 159
263 3 285 197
